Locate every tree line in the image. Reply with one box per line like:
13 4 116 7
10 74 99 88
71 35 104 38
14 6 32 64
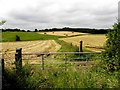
1 27 110 34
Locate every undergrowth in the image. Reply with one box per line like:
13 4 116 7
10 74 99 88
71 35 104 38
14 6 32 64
3 63 119 89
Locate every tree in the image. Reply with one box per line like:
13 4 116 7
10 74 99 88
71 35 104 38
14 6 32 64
34 29 38 32
27 30 30 32
102 22 120 72
16 35 21 41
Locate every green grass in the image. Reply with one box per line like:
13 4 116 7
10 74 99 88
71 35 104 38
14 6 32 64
3 63 119 89
55 40 95 61
2 32 65 42
56 40 79 52
54 40 80 60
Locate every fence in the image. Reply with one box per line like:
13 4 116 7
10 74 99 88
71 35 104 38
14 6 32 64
1 40 102 72
1 48 102 72
14 48 101 71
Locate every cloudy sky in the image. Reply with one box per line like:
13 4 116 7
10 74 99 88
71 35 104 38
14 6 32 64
0 0 119 30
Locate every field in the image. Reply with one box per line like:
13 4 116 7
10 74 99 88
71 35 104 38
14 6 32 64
1 40 61 67
1 31 106 67
1 32 107 66
2 40 61 53
38 31 88 36
2 31 119 89
2 32 106 52
38 31 106 52
2 32 64 42
60 34 106 52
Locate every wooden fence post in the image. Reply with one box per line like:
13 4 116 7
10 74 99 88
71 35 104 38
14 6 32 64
15 48 22 72
41 54 44 70
79 40 83 57
79 40 83 52
1 59 4 90
2 59 4 75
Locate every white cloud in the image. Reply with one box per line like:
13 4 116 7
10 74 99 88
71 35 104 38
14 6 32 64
0 0 119 30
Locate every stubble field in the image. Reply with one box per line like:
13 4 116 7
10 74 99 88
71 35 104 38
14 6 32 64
38 31 88 36
59 34 106 52
1 40 61 67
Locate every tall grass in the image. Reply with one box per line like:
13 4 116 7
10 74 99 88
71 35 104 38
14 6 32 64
3 63 119 89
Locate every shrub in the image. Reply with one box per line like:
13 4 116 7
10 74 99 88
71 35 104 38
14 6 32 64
16 35 21 41
102 22 120 72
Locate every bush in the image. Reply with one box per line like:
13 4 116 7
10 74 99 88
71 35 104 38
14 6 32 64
102 22 120 72
16 35 21 41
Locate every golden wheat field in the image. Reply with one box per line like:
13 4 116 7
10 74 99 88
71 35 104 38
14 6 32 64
60 34 106 52
38 31 88 36
0 40 61 68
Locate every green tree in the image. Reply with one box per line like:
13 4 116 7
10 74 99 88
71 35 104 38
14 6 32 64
16 35 21 41
34 29 38 32
102 22 120 72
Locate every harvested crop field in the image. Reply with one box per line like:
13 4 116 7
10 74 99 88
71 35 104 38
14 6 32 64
1 40 61 67
1 40 61 53
60 34 106 52
38 31 88 36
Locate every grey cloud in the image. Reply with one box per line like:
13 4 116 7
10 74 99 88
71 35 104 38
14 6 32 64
9 10 52 23
2 0 118 30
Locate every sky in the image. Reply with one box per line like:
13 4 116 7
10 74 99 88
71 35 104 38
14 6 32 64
0 0 119 30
